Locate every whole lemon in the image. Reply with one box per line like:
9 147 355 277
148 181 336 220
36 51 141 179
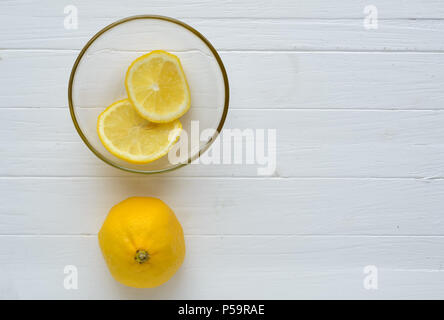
98 197 185 288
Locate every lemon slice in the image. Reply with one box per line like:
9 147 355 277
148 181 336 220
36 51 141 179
125 50 191 123
97 99 182 164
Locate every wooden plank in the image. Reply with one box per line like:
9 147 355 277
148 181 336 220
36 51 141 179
2 18 444 51
1 108 444 178
2 0 444 301
2 51 444 110
1 0 444 21
0 235 443 299
1 177 444 235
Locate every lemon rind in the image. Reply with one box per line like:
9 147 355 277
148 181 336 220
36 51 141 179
97 99 182 164
125 50 191 123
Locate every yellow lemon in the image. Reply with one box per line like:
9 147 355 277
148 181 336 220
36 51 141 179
125 50 191 123
98 197 186 288
97 99 182 164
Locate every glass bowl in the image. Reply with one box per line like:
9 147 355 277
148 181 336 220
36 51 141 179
68 15 229 174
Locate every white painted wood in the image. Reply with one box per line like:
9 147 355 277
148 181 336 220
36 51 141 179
2 108 444 178
3 18 444 51
1 177 444 236
1 0 444 21
0 235 443 299
1 0 444 299
2 50 444 110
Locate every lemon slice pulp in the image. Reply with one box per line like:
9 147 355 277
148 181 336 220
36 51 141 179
125 50 191 123
97 99 182 164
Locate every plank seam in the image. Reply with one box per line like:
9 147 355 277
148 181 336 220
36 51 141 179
0 176 444 180
4 49 444 54
1 234 444 238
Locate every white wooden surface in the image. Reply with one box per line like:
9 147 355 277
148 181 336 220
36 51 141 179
1 1 444 299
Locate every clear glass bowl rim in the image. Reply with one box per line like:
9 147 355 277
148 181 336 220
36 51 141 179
68 15 230 174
